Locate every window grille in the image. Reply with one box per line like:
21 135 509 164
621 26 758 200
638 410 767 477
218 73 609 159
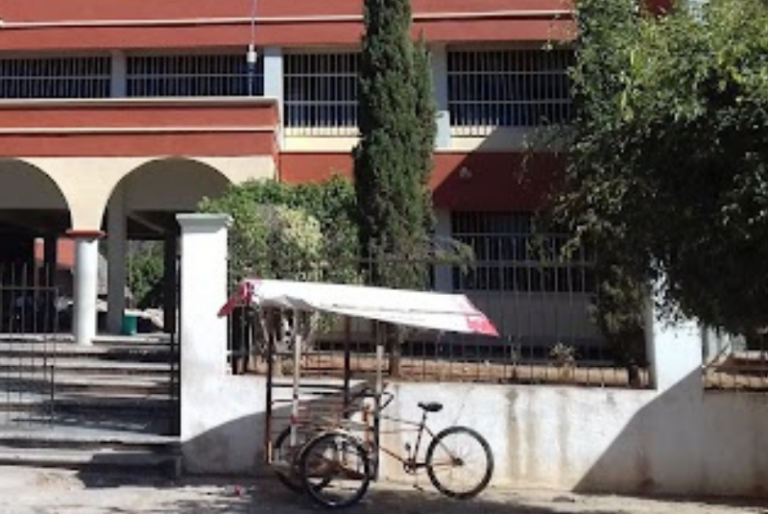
451 212 595 293
0 56 111 99
284 53 359 136
448 50 574 136
127 54 263 97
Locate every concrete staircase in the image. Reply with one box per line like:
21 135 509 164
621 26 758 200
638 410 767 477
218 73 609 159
0 335 181 476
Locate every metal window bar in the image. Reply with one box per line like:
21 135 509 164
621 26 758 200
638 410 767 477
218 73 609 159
447 49 574 136
0 56 111 99
127 54 264 97
284 53 359 136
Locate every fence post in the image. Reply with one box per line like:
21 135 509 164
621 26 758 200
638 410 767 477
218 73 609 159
176 214 231 448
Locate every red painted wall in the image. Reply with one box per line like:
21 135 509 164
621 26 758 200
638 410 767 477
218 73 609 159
0 101 279 158
0 133 275 158
0 0 573 51
3 0 572 21
279 151 563 212
0 103 278 129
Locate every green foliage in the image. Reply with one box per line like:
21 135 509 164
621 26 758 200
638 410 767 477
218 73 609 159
558 0 768 337
354 0 437 290
198 177 360 286
127 241 164 309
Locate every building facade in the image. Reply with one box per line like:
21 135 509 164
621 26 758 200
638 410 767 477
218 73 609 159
0 0 671 345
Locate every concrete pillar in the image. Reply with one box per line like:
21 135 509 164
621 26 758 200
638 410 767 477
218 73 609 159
163 234 178 335
177 214 231 443
644 288 704 393
110 50 128 98
431 44 452 149
107 188 127 334
433 209 453 292
71 233 101 345
263 47 284 146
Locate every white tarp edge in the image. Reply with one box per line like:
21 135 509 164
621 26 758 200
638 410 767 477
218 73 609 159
218 278 499 337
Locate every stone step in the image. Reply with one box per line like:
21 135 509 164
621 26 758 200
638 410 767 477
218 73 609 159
0 425 180 475
0 359 172 377
0 346 177 365
0 446 181 476
0 396 175 415
3 411 175 436
0 428 178 451
0 374 173 398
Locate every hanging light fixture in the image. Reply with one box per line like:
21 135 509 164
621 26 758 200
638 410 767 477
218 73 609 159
247 0 259 96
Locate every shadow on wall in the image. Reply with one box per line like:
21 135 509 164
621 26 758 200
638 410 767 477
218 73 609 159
183 411 267 476
574 369 768 498
431 144 562 215
179 380 370 477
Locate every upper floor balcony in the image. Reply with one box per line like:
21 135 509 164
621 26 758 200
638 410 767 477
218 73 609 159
0 0 575 51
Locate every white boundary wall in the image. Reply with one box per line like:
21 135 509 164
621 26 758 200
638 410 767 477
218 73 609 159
178 215 768 497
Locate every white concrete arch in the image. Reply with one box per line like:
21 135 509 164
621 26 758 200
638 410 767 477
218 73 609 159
20 156 274 232
0 158 73 225
23 157 147 232
115 157 232 214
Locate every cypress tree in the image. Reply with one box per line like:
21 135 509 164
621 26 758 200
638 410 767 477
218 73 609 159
354 0 437 376
354 0 437 290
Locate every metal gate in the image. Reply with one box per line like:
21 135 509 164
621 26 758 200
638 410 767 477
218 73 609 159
0 264 58 429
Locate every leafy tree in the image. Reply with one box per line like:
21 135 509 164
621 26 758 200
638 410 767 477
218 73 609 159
556 0 768 342
198 177 360 286
354 0 438 375
127 241 164 309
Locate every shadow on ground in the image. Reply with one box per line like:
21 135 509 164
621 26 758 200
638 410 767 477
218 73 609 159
149 486 607 514
61 473 768 514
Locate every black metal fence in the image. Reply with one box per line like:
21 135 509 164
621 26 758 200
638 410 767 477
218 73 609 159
704 330 768 392
226 251 651 389
0 262 60 428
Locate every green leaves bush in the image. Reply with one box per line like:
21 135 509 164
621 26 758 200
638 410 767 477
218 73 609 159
198 176 360 286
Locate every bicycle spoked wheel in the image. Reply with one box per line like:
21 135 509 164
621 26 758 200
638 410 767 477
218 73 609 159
300 432 371 509
426 426 494 499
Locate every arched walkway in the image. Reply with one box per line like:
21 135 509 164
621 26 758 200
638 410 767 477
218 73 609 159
101 158 233 336
0 159 73 333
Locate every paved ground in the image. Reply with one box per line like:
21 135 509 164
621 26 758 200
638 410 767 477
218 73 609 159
0 467 764 514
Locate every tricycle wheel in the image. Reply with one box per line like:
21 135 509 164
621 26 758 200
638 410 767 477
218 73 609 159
300 432 371 509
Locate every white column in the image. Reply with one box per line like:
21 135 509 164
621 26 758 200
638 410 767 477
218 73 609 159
107 187 127 334
431 44 452 149
72 234 101 345
263 47 284 146
110 50 128 98
177 214 231 443
434 209 453 292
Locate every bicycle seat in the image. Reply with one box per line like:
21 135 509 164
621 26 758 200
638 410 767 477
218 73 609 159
418 402 443 413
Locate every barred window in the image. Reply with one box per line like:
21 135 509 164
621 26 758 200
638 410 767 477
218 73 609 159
451 212 595 293
127 54 263 97
0 56 111 99
448 50 574 135
284 53 359 136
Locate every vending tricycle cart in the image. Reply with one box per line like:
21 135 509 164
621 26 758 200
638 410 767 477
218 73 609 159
219 278 499 509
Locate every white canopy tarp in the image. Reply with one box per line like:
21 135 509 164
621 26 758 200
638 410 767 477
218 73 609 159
218 278 499 337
